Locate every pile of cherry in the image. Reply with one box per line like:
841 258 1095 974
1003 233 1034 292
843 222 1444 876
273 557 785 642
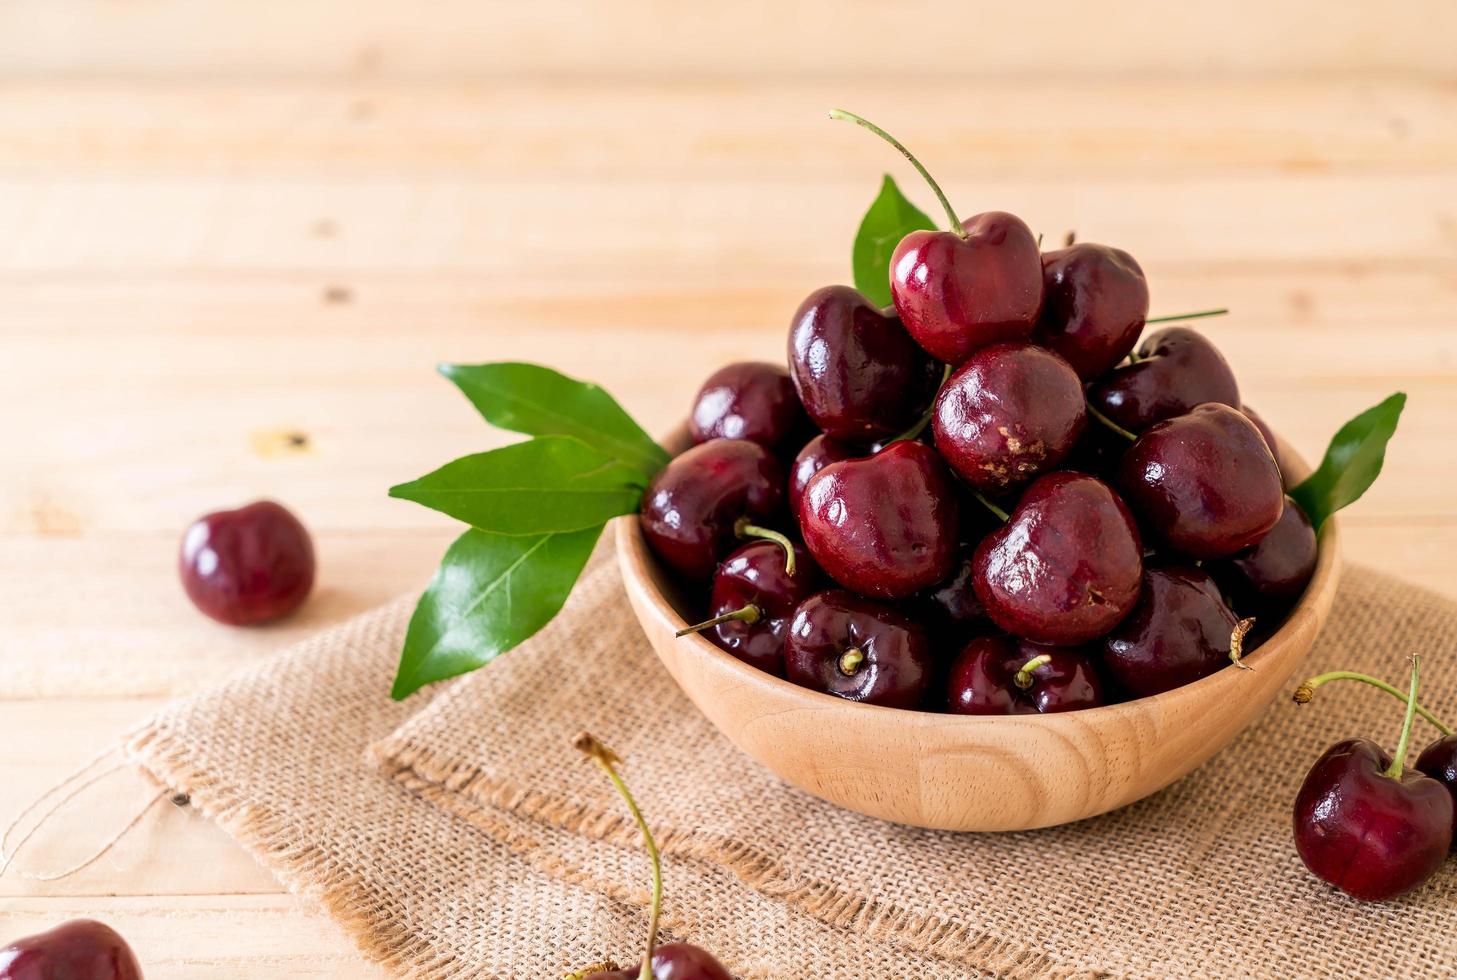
642 229 1304 717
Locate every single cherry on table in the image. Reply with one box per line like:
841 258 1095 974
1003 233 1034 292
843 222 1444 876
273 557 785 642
688 360 810 454
800 440 960 600
640 439 790 581
931 341 1086 494
945 635 1107 715
1089 326 1241 433
787 284 941 442
784 589 933 709
972 472 1144 646
178 499 315 625
676 540 819 678
1034 242 1150 380
1117 402 1283 560
0 919 143 980
1101 565 1251 699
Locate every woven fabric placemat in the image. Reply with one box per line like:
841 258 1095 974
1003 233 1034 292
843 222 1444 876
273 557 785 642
123 581 969 978
371 557 1457 979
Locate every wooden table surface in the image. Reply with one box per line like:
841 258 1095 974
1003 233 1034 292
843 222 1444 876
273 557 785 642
3 3 1456 975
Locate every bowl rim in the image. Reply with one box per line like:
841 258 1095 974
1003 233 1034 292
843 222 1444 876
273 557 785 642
617 429 1340 729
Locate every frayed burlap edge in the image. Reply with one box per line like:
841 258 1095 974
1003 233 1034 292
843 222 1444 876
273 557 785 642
373 742 1110 980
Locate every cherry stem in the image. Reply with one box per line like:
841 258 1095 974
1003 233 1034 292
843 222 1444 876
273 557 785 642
675 604 761 638
574 733 661 980
829 108 965 238
1014 654 1052 690
890 363 952 445
1086 402 1138 442
1065 230 1077 247
734 517 796 576
1229 618 1256 671
1293 667 1453 737
839 648 866 676
1385 657 1421 780
971 490 1010 523
1145 308 1229 324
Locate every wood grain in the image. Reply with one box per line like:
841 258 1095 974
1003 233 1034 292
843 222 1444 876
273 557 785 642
1 10 1455 971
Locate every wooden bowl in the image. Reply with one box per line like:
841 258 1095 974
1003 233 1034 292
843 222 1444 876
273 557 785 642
616 432 1340 831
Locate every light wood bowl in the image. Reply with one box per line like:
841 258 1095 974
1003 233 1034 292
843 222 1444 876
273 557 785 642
616 430 1341 831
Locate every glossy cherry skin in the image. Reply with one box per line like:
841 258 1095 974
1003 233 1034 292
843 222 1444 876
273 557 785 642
788 433 865 525
1294 739 1453 901
800 441 959 600
1416 735 1457 838
640 439 786 581
787 284 941 442
972 472 1143 646
1213 496 1318 614
584 942 732 980
0 920 144 980
701 540 819 677
784 590 932 708
932 342 1086 493
179 500 315 625
901 543 990 648
890 212 1044 365
1100 566 1244 698
945 635 1107 714
1088 327 1240 433
688 361 809 453
1241 404 1283 479
1034 243 1149 380
1118 403 1284 560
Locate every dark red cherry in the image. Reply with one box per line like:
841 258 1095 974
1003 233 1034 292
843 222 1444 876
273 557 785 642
787 285 940 442
1212 496 1318 614
1034 243 1149 380
800 441 959 600
945 634 1107 714
1240 404 1284 481
0 919 143 980
688 361 810 453
931 342 1085 493
1101 566 1248 698
901 542 990 648
584 943 732 980
784 590 932 708
1118 403 1283 560
788 433 865 525
1295 738 1452 900
972 472 1143 646
1088 326 1240 433
1416 735 1457 839
681 540 819 677
179 499 315 626
890 212 1044 365
640 439 786 581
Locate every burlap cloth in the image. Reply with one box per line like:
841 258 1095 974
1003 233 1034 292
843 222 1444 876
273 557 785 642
126 549 1457 978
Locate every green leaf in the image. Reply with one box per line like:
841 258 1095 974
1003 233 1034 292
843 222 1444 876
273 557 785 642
852 174 935 307
439 362 668 479
1289 392 1406 530
391 524 603 699
389 435 644 535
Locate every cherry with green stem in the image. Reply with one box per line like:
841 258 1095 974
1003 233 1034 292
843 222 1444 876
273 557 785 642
1292 656 1454 901
831 109 1043 366
572 733 731 980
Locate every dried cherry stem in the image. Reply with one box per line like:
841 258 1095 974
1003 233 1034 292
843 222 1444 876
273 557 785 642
1145 308 1229 324
1293 666 1453 737
676 604 761 638
1229 618 1256 671
839 648 866 676
971 490 1010 523
1385 657 1421 780
829 109 965 238
1014 654 1052 690
733 517 796 576
1064 230 1077 247
574 733 661 980
889 363 953 445
1086 402 1138 442
564 963 621 980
